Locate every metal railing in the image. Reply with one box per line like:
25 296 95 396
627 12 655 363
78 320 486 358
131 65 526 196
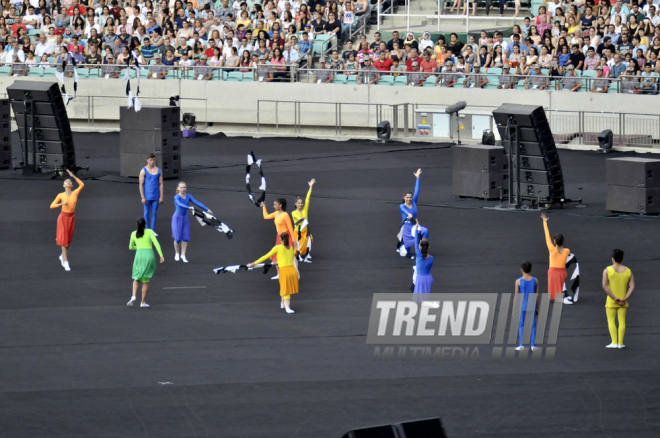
257 100 412 137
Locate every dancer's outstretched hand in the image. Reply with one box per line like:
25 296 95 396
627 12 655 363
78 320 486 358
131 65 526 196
541 213 549 222
160 257 165 263
309 178 316 187
247 263 255 268
414 168 422 178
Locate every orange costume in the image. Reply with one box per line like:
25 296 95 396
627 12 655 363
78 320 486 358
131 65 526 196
263 204 297 262
544 222 570 301
50 178 84 247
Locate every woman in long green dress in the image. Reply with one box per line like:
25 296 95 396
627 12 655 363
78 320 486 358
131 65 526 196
128 217 164 308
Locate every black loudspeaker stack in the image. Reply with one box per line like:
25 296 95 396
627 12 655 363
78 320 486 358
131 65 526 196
0 99 11 169
492 104 565 205
606 157 660 214
342 417 448 438
7 81 76 172
119 106 181 178
452 144 508 199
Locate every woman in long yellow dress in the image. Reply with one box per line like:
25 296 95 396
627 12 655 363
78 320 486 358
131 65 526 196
292 179 315 263
248 232 298 314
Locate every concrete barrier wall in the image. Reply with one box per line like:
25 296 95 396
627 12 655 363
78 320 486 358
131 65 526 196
1 77 657 133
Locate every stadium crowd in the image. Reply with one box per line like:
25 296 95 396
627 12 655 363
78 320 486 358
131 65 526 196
0 0 658 92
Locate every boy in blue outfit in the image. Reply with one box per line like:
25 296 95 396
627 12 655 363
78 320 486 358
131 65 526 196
515 261 539 351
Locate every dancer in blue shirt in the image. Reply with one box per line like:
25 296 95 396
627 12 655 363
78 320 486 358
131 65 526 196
413 221 436 307
515 261 539 351
139 154 163 234
398 168 422 256
171 181 212 263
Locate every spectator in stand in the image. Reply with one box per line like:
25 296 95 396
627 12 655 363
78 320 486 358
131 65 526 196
84 44 102 69
148 53 167 79
525 64 548 90
408 61 425 86
387 31 402 51
10 53 26 76
464 64 487 88
405 48 420 71
357 41 373 66
621 66 640 93
35 34 53 57
639 63 657 94
142 37 159 61
256 54 271 82
592 65 610 92
419 51 436 73
584 46 600 70
11 16 26 38
434 60 456 87
357 57 378 84
374 50 392 73
283 41 298 64
7 41 25 63
343 52 358 74
561 65 583 91
611 54 626 78
314 57 333 83
498 63 516 89
195 54 213 80
343 40 357 62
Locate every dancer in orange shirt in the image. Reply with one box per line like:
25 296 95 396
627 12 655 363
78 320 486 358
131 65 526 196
541 213 570 301
50 169 84 271
262 198 298 280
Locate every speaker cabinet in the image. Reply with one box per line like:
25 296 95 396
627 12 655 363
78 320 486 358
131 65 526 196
453 171 508 199
119 129 181 154
453 144 507 173
606 157 660 188
120 153 180 179
120 106 180 131
0 142 11 169
606 185 660 214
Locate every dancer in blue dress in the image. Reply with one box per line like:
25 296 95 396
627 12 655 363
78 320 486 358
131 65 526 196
398 168 422 256
515 261 539 351
139 154 163 234
172 181 213 263
412 221 436 307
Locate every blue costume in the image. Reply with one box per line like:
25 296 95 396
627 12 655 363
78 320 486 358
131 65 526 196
399 177 420 254
413 228 434 302
171 194 209 243
142 167 161 230
518 277 538 347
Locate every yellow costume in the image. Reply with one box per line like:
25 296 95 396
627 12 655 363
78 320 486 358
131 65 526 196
605 266 631 346
292 187 313 257
254 245 298 298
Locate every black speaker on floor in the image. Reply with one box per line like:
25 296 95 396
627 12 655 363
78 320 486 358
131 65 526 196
7 81 76 173
606 157 660 213
452 144 508 199
342 417 447 438
0 100 11 169
493 104 565 206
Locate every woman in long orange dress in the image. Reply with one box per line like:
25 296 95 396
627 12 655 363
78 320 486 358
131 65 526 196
541 213 570 301
50 169 84 272
262 198 298 279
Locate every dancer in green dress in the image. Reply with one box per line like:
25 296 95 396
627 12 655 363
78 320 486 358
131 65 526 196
128 217 164 308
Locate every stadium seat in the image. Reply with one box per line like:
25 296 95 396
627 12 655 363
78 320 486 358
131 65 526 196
346 74 359 85
165 70 176 79
393 75 407 86
378 75 394 85
333 74 347 84
225 71 243 81
140 68 150 78
28 29 41 37
27 68 43 77
515 79 527 90
87 68 100 78
75 68 89 78
48 57 57 64
422 76 436 87
242 72 254 81
485 68 501 89
42 67 57 77
0 66 11 76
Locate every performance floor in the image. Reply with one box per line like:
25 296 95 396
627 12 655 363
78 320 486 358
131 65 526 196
1 133 659 438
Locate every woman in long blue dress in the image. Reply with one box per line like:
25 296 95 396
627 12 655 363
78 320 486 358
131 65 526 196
171 181 213 263
398 168 422 256
412 221 436 307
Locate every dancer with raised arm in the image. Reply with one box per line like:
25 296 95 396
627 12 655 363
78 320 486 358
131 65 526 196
541 213 570 301
412 221 436 307
50 169 84 271
398 168 422 257
602 249 635 349
262 198 298 279
292 179 315 263
248 231 298 314
127 217 164 308
139 153 163 235
172 181 213 263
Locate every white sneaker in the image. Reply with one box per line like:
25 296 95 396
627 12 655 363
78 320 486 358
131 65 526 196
303 256 312 263
127 297 136 306
606 343 619 349
175 253 180 261
564 297 574 305
618 344 626 349
271 274 279 280
515 345 525 351
181 255 188 263
280 303 284 309
285 306 295 314
140 303 150 308
59 255 64 266
63 261 71 271
531 346 538 351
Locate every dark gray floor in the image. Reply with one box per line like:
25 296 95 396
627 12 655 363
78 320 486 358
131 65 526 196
1 133 659 437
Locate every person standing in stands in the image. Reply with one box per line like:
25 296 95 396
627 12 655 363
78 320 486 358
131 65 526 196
139 153 164 235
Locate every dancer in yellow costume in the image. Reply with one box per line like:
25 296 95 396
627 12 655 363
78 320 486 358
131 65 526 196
602 249 635 350
292 179 315 263
248 232 298 314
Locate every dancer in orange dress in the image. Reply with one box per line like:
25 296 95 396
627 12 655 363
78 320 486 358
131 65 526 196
541 213 570 301
262 198 298 279
50 169 84 272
